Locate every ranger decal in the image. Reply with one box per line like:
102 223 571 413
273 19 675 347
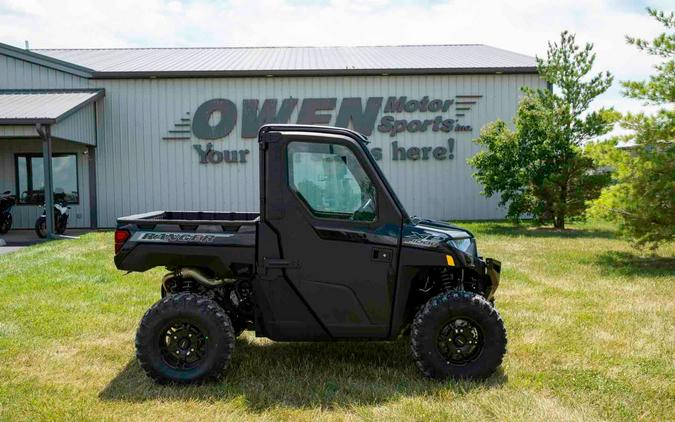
133 232 229 243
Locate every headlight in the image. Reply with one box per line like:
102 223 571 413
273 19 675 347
448 237 476 255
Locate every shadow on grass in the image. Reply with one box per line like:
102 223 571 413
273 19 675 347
472 224 616 240
594 251 675 278
99 338 507 410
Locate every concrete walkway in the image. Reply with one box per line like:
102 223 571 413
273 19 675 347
0 229 93 255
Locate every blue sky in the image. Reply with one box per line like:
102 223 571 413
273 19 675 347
0 0 671 122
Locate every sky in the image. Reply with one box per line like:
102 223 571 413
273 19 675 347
0 0 671 123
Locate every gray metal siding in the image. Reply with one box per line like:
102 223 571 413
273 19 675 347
0 58 96 227
91 74 545 226
52 102 97 145
0 53 546 227
0 54 91 90
0 125 36 138
0 139 90 228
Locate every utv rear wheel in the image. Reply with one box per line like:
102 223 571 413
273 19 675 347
135 292 235 384
411 291 506 380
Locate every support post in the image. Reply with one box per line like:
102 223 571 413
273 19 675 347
87 146 97 229
36 124 55 239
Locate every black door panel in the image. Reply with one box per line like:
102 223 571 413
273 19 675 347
261 131 403 339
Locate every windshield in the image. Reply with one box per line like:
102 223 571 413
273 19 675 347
359 139 410 221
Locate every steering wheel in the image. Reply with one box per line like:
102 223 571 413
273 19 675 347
351 197 375 220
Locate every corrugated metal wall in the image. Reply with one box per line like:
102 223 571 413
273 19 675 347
0 139 90 228
0 54 547 227
52 102 97 146
0 125 35 138
89 74 546 225
0 55 93 228
0 55 91 89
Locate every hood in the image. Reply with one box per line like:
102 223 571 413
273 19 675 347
402 217 478 256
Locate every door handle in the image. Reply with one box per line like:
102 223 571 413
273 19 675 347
371 247 393 263
263 258 300 269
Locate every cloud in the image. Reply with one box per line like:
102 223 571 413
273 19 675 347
0 0 670 124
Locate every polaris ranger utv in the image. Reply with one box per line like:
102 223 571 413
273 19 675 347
114 124 505 384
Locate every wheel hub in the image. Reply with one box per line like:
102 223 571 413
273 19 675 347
159 321 208 369
437 317 483 365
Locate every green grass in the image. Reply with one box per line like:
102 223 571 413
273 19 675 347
0 221 673 421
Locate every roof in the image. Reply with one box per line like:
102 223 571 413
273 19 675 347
0 42 537 78
0 89 105 124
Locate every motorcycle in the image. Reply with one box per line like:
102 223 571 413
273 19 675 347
35 200 70 238
0 191 16 234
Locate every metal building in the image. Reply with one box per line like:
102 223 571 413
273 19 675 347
0 43 545 229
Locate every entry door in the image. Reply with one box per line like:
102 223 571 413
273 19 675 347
269 133 403 338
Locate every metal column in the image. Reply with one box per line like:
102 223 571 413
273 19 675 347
36 124 55 238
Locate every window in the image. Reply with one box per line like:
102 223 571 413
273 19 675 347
287 141 376 221
15 153 79 204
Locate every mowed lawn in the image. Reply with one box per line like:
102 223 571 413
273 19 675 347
0 222 673 421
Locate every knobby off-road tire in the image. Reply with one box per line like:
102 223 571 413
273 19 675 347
411 291 507 380
136 292 235 384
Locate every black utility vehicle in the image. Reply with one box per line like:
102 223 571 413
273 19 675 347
114 124 505 384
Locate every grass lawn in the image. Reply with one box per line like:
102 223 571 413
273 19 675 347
0 221 673 421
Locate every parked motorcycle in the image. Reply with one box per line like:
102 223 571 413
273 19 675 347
0 191 16 234
35 200 70 238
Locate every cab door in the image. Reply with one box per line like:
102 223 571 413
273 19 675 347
262 129 403 338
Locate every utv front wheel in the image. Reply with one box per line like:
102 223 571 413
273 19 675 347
136 292 235 384
411 291 506 380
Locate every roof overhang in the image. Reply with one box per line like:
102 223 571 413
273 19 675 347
0 89 104 125
90 66 538 79
1 42 538 79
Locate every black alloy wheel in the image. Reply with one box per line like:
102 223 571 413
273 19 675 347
159 320 209 370
436 317 484 365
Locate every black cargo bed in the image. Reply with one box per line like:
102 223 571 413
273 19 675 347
118 210 259 225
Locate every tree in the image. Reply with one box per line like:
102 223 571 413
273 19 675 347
588 8 674 249
469 32 616 228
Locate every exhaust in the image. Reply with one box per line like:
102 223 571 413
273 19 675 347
163 267 234 289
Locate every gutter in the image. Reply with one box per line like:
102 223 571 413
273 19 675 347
89 67 539 79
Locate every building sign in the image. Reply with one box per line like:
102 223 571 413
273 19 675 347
163 95 482 165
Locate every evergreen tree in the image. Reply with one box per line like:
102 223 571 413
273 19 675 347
470 32 615 228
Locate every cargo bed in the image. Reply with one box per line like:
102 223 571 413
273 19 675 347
114 211 258 276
